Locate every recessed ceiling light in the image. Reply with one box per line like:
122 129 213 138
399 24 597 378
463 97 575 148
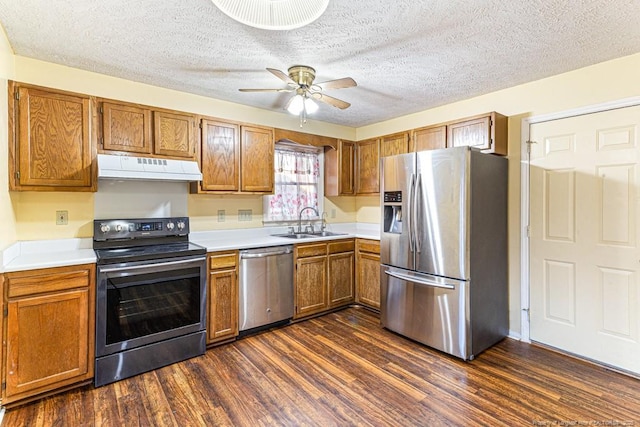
211 0 330 30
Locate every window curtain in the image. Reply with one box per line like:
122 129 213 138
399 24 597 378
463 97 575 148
265 149 320 222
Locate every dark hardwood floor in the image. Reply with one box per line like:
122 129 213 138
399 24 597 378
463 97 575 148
3 307 639 426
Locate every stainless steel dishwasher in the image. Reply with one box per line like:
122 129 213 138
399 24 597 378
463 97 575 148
239 245 294 333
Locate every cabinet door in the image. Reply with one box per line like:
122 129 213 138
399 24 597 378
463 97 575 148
240 125 274 193
339 140 355 195
325 139 355 197
201 120 240 192
411 125 446 152
14 85 93 190
380 132 409 157
447 116 491 150
357 251 381 310
356 138 380 195
5 289 90 401
208 268 238 343
101 102 152 154
328 251 355 308
295 256 328 318
153 111 197 158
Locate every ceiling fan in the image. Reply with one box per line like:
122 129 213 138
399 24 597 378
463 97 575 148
239 65 357 116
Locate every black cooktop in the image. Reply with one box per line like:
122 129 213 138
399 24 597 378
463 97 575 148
93 217 206 264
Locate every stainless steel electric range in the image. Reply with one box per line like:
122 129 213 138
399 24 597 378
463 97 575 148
93 217 206 387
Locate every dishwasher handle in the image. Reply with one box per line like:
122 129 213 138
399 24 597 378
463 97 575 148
240 248 292 259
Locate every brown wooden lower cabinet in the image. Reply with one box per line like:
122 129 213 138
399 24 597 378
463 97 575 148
356 239 381 310
2 264 95 405
295 239 355 319
207 251 239 344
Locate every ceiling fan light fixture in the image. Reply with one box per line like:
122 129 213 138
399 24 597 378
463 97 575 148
287 94 305 115
304 96 319 114
211 0 330 30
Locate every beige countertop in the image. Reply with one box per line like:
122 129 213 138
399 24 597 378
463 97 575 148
1 223 379 273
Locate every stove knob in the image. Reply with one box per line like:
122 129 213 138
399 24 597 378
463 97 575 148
100 223 111 233
177 221 185 231
115 224 123 232
166 222 175 231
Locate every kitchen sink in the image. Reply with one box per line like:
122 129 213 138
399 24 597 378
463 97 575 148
272 231 347 239
272 233 315 239
309 231 347 237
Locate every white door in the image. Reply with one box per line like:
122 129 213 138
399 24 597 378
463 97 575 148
529 106 640 374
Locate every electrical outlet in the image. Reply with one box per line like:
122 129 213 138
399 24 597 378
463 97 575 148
331 208 336 218
56 210 68 225
217 210 225 222
238 209 252 222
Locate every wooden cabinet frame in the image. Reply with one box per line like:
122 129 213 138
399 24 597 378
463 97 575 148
356 239 381 310
193 117 274 194
294 239 355 319
356 138 380 195
325 139 355 196
8 81 97 192
207 251 239 344
2 264 95 405
97 99 198 160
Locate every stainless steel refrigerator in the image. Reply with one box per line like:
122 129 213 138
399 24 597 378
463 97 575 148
380 146 507 360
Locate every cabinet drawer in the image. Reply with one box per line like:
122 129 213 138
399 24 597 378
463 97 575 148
357 239 380 254
328 239 355 254
209 252 237 270
6 265 93 299
296 243 327 258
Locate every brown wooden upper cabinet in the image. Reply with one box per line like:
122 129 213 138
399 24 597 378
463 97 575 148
196 119 274 194
356 138 380 195
446 112 507 155
99 100 197 159
200 119 240 192
410 125 446 152
325 139 355 196
8 82 96 191
380 132 409 157
241 125 274 193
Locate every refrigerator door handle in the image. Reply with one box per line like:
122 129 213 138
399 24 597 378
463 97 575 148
384 270 456 290
414 173 423 253
408 173 416 252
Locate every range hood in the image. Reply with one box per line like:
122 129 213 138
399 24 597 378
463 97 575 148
97 154 202 182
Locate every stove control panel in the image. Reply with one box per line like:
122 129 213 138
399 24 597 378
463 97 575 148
93 217 190 241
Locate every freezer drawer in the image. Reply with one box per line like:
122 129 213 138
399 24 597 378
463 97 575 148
381 265 470 360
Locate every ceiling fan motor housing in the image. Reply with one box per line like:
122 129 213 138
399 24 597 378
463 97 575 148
288 65 316 87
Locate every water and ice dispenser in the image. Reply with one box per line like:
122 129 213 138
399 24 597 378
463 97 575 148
383 191 403 234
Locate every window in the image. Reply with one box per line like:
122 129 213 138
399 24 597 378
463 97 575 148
264 143 323 223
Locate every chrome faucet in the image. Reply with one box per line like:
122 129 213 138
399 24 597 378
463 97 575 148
298 206 319 233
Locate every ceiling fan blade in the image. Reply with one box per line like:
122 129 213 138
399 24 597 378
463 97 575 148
313 93 351 109
267 68 297 85
315 77 357 91
239 88 294 93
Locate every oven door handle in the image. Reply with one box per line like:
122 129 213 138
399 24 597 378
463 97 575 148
99 257 205 273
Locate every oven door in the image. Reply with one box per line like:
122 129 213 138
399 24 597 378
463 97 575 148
96 255 206 357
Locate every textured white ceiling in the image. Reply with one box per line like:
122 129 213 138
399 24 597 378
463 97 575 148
1 0 640 127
